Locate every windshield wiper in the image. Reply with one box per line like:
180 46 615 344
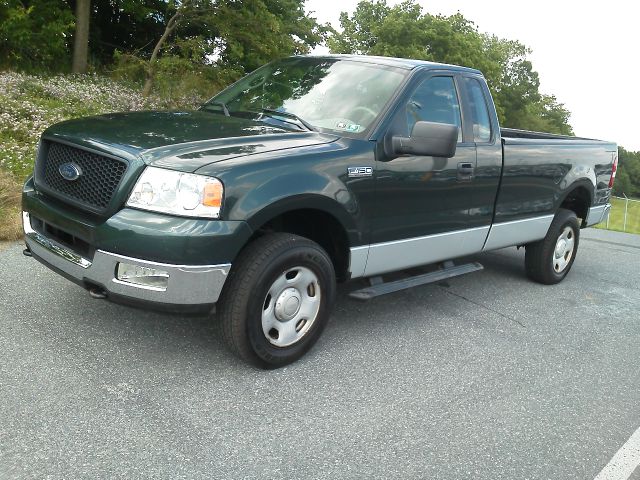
260 108 316 132
202 101 230 117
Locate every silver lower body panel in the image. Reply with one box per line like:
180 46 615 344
482 215 554 251
585 203 611 226
351 226 490 278
23 212 230 307
348 212 581 278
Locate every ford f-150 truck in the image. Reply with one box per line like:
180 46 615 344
22 55 617 368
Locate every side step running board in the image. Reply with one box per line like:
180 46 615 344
348 261 484 301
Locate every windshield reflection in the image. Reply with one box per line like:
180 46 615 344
204 57 407 135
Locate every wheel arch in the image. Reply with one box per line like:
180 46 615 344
244 196 358 282
557 181 593 227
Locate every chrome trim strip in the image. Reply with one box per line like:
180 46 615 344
364 226 490 277
348 245 369 279
586 204 611 227
98 249 230 271
23 212 92 269
482 215 554 251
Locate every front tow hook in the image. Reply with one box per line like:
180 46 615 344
88 288 107 300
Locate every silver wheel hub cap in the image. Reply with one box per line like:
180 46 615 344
552 226 575 273
275 288 301 321
261 266 321 347
555 239 567 256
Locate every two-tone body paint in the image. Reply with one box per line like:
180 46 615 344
30 113 343 265
24 57 617 286
348 66 615 276
369 68 503 243
30 113 375 266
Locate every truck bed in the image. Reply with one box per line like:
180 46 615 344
494 128 617 227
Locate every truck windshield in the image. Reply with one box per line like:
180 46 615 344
202 57 408 135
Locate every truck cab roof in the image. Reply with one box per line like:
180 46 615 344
299 54 483 75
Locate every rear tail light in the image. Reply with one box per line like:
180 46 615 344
609 154 618 188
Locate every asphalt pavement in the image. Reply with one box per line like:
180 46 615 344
1 228 639 479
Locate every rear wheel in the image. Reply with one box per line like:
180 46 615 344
525 208 580 285
217 233 336 369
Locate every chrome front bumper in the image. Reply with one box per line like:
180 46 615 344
23 212 230 307
585 203 611 227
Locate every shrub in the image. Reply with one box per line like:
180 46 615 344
111 51 233 107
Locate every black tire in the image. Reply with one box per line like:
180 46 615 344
217 233 336 369
525 208 580 285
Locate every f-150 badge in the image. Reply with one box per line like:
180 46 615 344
348 166 373 178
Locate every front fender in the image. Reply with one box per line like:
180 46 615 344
230 171 362 245
196 137 376 248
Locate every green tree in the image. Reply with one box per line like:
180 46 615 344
1 0 326 81
89 0 170 65
215 0 327 73
141 0 194 96
0 0 74 70
615 147 640 197
328 0 573 135
123 0 327 95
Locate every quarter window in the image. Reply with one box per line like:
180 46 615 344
406 76 462 142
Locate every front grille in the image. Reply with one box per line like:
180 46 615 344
38 142 128 212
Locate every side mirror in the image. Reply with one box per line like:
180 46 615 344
392 121 458 158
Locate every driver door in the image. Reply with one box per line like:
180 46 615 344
365 73 485 276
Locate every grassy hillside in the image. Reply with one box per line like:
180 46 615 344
0 71 206 240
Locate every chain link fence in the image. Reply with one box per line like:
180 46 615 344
601 195 640 234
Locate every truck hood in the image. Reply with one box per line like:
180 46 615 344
43 111 339 172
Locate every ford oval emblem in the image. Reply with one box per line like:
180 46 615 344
58 162 82 181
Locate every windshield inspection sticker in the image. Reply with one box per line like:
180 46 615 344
335 122 362 132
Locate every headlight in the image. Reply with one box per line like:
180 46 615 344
126 167 223 218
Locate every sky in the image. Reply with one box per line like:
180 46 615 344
305 0 640 151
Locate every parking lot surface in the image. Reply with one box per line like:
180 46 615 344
1 228 639 479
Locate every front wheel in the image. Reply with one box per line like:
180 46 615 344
217 233 336 369
525 208 580 285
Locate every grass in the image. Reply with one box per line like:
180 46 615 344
596 196 640 235
0 170 22 241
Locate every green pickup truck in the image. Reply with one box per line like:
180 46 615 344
22 55 617 368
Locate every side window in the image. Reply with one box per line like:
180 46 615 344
406 76 462 142
462 77 492 143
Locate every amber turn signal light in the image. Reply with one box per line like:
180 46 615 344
203 182 223 207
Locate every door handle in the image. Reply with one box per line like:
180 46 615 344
457 162 474 181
